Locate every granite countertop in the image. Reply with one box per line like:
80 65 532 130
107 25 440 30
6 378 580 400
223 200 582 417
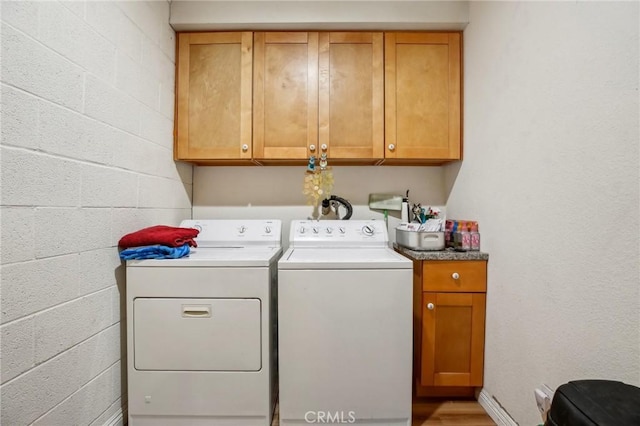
393 244 489 261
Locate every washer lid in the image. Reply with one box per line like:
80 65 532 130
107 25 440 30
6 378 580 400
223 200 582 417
126 247 283 267
278 248 411 270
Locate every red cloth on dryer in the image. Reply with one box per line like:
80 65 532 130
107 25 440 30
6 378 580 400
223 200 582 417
118 225 200 249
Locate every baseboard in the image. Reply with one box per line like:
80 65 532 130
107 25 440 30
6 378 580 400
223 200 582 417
104 407 126 426
478 389 518 426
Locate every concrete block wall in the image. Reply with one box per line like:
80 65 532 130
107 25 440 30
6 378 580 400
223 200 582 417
0 1 192 424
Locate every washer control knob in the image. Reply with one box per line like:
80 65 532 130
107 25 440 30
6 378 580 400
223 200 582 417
265 226 271 234
326 227 333 234
238 226 246 234
339 227 346 234
427 303 435 310
362 225 374 236
193 224 202 232
452 272 460 280
299 227 306 234
312 227 319 234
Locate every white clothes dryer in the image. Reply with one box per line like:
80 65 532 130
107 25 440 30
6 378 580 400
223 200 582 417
277 220 413 426
126 220 282 426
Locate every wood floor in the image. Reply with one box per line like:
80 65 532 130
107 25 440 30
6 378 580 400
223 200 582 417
271 399 496 425
412 398 496 425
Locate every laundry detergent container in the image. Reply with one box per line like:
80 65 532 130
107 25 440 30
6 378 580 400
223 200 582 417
545 380 640 426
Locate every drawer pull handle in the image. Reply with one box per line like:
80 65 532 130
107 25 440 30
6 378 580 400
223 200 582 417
427 303 435 310
452 272 460 280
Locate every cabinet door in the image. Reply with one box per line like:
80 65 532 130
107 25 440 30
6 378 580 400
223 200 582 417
421 292 485 387
176 32 253 161
253 32 319 160
385 32 461 161
318 32 384 161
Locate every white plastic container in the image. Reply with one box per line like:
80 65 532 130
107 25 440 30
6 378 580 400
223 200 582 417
396 229 445 251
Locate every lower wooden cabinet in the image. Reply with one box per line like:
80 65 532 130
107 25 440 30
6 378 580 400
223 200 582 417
412 259 487 396
421 291 486 387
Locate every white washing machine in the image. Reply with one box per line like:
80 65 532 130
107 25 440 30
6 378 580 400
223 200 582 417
126 220 282 426
278 220 413 426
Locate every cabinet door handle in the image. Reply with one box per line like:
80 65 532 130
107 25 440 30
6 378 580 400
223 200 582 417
427 303 434 310
309 144 316 151
241 144 249 152
452 272 460 280
388 143 395 151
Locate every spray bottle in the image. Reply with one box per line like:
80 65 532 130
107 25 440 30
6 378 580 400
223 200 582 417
401 190 410 223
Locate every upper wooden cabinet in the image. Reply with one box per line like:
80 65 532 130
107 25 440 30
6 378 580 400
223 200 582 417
385 32 461 162
253 32 384 163
253 32 318 161
319 32 384 161
174 31 462 165
175 32 253 163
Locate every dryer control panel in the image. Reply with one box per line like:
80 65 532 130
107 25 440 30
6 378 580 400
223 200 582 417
289 220 388 247
180 220 282 247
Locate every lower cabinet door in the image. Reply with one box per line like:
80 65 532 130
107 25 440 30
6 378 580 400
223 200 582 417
421 292 486 387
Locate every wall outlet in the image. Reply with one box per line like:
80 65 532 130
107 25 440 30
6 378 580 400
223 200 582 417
534 384 554 423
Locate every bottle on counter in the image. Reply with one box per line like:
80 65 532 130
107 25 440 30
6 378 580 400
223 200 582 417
401 190 410 223
470 223 480 251
452 221 462 249
453 221 468 250
460 224 471 251
445 220 453 248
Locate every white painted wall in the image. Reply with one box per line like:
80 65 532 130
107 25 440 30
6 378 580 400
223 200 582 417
193 166 445 245
170 0 469 31
2 1 636 424
447 2 640 424
185 0 460 242
0 1 191 424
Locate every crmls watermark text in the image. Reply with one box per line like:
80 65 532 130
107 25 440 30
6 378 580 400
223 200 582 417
304 411 356 424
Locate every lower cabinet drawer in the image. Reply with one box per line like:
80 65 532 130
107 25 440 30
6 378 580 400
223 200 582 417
422 260 486 292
